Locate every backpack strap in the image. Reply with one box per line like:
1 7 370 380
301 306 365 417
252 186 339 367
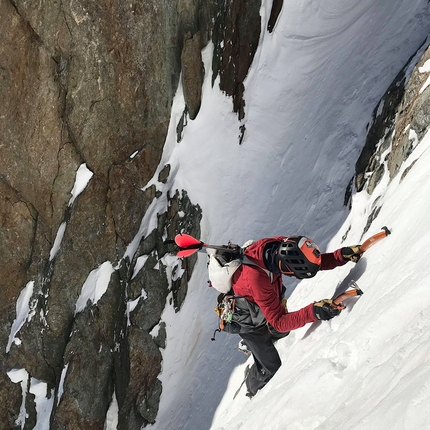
241 255 274 282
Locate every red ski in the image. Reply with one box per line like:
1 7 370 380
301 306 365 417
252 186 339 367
175 233 239 258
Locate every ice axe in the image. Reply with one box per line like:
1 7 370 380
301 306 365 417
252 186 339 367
331 226 391 305
332 280 363 305
359 226 391 252
329 227 391 306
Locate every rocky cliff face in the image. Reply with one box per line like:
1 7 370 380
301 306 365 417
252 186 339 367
0 0 267 428
350 39 430 235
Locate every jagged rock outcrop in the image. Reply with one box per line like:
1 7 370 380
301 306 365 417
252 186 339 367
213 0 262 121
0 0 274 428
351 39 430 234
388 46 430 179
182 31 204 120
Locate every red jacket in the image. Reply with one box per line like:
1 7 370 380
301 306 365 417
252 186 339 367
231 236 346 333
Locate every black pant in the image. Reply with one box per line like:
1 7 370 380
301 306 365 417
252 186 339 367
240 325 289 396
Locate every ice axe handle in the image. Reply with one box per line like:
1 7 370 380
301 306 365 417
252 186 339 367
360 226 391 252
333 288 363 305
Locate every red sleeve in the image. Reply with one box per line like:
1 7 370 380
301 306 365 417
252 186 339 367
246 269 318 333
320 249 346 271
270 303 318 332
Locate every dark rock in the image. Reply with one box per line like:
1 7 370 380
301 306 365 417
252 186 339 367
129 255 170 331
267 0 283 33
0 180 36 306
387 44 430 180
239 124 246 145
158 165 171 184
153 322 167 349
117 328 162 429
355 71 406 192
176 107 189 142
343 177 354 208
182 31 204 120
363 200 382 236
400 159 418 182
355 40 430 196
137 378 162 424
0 370 22 429
213 0 262 120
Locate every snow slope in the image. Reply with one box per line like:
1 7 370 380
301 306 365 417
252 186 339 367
148 1 430 429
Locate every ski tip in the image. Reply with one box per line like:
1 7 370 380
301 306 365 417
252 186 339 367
177 248 199 258
174 233 204 248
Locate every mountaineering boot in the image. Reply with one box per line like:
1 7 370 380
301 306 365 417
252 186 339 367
238 339 250 355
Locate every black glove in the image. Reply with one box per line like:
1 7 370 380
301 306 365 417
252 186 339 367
341 245 363 262
313 299 344 321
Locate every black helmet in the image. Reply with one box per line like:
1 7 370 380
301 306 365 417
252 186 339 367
277 236 321 279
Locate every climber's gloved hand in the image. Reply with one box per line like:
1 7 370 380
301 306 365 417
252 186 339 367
341 245 363 263
313 299 344 321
